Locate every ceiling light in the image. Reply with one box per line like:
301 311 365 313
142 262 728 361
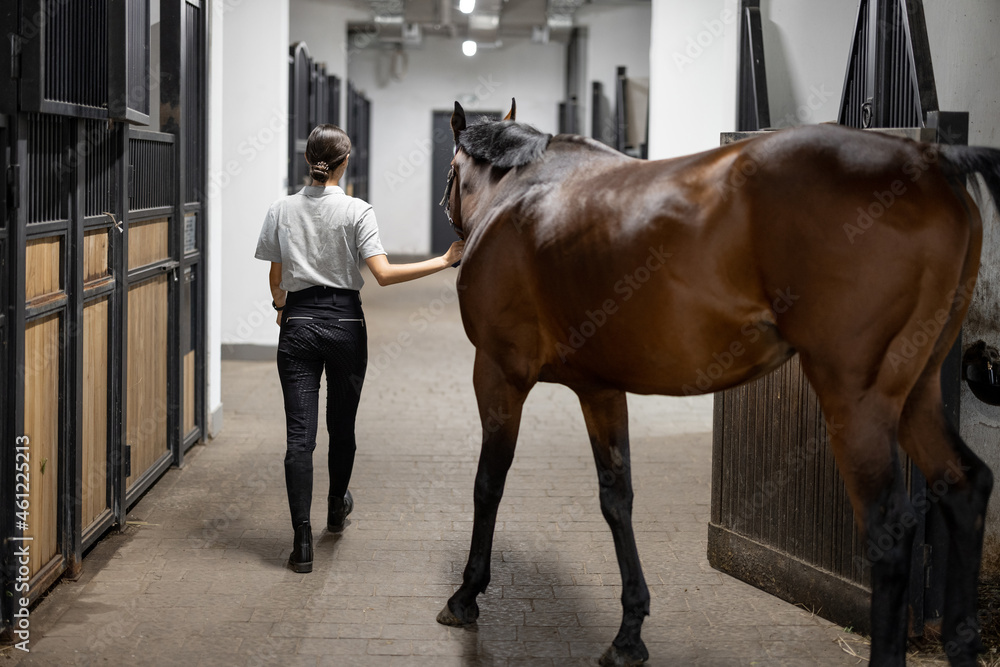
462 40 477 56
459 0 475 14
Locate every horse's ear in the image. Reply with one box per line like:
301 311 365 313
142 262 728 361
503 98 516 121
451 102 466 143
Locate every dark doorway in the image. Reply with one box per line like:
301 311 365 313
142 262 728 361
430 110 501 254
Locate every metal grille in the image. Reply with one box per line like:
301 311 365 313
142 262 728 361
346 83 371 202
311 63 329 131
879 0 919 128
84 120 118 217
128 0 150 116
44 0 108 109
184 2 202 202
838 0 936 129
25 114 69 224
129 134 174 211
288 43 311 194
840 0 872 128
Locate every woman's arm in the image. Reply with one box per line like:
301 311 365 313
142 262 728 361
365 241 464 286
269 262 286 325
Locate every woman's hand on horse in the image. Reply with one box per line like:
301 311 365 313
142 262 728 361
444 241 465 266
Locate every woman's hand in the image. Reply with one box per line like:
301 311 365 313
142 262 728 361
443 240 465 266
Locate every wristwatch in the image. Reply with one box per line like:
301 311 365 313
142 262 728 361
272 300 284 311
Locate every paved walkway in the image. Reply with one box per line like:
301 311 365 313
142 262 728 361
1 273 892 665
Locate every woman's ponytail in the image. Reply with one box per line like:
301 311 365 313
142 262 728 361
306 125 352 184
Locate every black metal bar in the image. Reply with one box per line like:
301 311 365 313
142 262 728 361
129 128 175 143
113 123 130 529
9 111 29 637
0 113 11 641
123 450 173 508
614 66 626 153
591 81 606 144
193 0 209 445
81 510 115 550
83 279 116 301
329 75 341 127
900 0 938 123
736 0 770 131
64 117 84 581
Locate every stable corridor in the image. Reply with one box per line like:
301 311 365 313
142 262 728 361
2 275 873 666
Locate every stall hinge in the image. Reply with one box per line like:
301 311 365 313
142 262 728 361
6 164 18 209
923 544 932 588
9 34 21 79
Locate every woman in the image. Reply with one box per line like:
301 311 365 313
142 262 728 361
255 124 464 573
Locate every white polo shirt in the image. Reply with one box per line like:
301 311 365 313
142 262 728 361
255 185 386 292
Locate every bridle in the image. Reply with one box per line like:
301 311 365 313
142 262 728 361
439 158 465 240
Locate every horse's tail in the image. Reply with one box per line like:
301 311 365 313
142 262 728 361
938 144 1000 217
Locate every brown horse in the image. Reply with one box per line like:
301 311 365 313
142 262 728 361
435 98 999 667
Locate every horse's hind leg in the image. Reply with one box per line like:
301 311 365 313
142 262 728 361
437 350 531 626
799 370 916 666
577 388 649 667
899 368 993 666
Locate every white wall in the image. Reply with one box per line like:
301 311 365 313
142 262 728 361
349 36 565 254
218 0 290 348
648 0 738 159
758 0 855 127
290 0 371 131
575 3 651 140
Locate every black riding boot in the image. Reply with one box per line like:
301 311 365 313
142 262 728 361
288 522 313 573
328 489 354 532
285 456 314 572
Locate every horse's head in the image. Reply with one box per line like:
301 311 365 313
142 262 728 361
441 98 549 240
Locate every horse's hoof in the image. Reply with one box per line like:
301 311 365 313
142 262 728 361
436 601 478 626
599 643 648 667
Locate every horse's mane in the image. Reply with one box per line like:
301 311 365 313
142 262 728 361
458 118 552 168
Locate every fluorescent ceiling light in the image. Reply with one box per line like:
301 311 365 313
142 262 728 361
462 40 477 56
459 0 475 14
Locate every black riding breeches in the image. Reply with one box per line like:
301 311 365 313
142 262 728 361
277 314 367 526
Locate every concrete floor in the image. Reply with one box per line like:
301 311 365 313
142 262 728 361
0 272 900 665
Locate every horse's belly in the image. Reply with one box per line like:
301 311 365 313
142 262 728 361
541 307 794 396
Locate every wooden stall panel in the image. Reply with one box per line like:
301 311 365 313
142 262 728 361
128 217 169 270
183 350 195 435
126 275 169 490
83 298 110 531
83 229 111 284
25 236 63 301
23 314 62 577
